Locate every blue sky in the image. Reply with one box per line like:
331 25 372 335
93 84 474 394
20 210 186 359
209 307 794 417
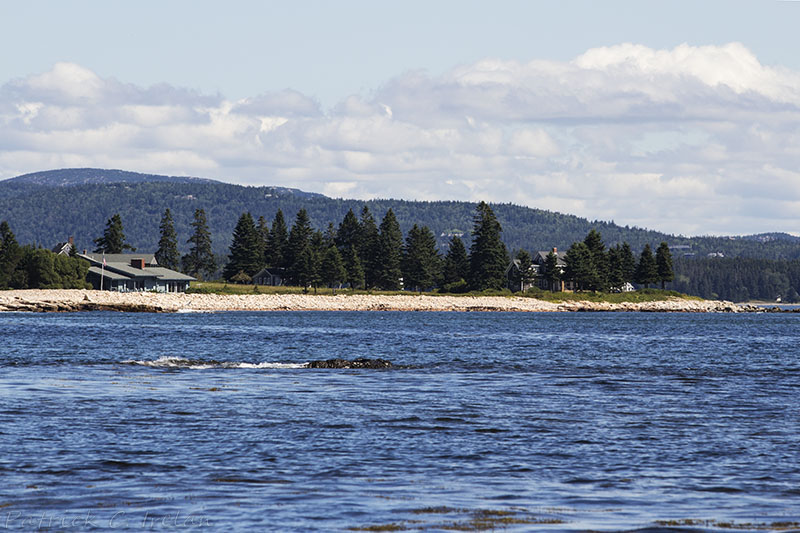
1 1 799 236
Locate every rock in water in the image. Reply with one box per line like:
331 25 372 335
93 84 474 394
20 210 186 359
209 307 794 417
307 358 393 369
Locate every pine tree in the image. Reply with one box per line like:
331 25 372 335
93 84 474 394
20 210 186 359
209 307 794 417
320 245 347 293
442 235 469 286
656 242 674 289
468 201 508 291
0 221 23 289
256 215 270 265
543 250 561 291
223 212 262 280
403 224 440 292
93 214 135 254
343 244 365 290
308 230 325 292
564 242 595 291
511 249 535 292
606 244 625 291
154 208 180 270
359 206 380 289
583 229 607 291
374 209 404 290
182 209 216 280
286 209 313 286
635 244 658 288
620 242 637 284
265 209 288 269
336 208 361 252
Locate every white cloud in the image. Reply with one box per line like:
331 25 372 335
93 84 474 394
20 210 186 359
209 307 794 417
2 43 800 236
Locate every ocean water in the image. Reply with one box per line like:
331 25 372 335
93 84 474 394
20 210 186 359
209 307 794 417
1 310 799 532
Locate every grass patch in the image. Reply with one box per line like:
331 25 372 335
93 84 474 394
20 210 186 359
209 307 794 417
188 282 699 303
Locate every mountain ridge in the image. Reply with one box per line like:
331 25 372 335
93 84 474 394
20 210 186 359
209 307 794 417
1 168 798 260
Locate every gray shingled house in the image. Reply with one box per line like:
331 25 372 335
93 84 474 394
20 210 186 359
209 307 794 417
78 253 195 292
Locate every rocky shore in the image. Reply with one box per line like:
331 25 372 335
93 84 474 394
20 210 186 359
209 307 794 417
0 289 780 313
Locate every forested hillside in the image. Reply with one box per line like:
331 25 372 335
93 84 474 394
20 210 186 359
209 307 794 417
1 168 799 262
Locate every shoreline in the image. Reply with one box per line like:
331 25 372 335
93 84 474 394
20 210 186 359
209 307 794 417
0 289 778 313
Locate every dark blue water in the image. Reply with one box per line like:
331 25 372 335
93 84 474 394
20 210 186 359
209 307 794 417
1 311 799 532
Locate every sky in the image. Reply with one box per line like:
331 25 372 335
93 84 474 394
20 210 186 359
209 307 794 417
1 0 799 237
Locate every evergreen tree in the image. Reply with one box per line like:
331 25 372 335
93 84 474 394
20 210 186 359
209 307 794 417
403 224 440 292
656 242 674 289
358 206 380 289
635 244 658 288
619 242 637 283
0 221 23 289
265 209 288 269
343 244 365 290
320 245 347 292
308 230 326 292
223 212 262 280
336 208 361 252
256 215 270 265
286 209 313 285
154 208 180 270
442 235 469 286
468 201 509 290
564 241 595 291
606 244 625 291
511 249 535 292
583 229 607 291
375 209 404 290
93 214 135 254
182 209 216 280
543 250 561 291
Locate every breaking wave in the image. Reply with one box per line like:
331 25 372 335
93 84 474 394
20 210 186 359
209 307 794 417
122 356 308 370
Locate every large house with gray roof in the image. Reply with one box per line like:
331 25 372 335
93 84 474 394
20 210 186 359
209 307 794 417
78 253 195 292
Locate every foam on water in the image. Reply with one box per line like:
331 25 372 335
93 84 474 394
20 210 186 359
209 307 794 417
122 356 308 369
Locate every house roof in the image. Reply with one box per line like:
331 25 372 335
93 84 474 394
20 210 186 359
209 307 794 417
79 253 195 282
534 251 567 267
81 253 157 265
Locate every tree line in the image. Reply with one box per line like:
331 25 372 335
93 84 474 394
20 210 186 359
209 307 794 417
0 221 89 290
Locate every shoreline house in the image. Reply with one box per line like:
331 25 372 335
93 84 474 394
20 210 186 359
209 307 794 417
252 267 284 286
532 248 573 292
78 253 195 292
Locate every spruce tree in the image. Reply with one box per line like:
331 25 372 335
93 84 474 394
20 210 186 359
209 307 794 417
635 244 658 288
606 244 625 291
656 242 674 289
358 206 380 289
403 224 440 292
182 209 216 280
583 229 607 291
336 208 361 252
468 201 508 291
320 245 347 292
256 215 270 265
93 214 135 254
265 209 288 269
223 212 262 280
155 208 180 270
375 209 404 290
564 242 594 291
286 209 313 285
0 221 23 289
620 242 637 284
511 249 535 292
308 230 325 292
343 245 365 290
442 235 469 286
543 250 561 291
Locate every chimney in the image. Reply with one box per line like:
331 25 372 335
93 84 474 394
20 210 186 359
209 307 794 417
68 236 74 245
552 247 557 254
131 258 146 269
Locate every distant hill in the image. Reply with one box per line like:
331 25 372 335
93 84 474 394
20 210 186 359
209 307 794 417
1 168 798 261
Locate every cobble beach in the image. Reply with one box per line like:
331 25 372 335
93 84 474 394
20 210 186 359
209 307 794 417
0 289 760 313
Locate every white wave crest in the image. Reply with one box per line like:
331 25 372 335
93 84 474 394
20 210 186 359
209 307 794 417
122 356 308 370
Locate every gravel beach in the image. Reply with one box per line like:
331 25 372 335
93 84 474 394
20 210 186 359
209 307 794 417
0 289 754 313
